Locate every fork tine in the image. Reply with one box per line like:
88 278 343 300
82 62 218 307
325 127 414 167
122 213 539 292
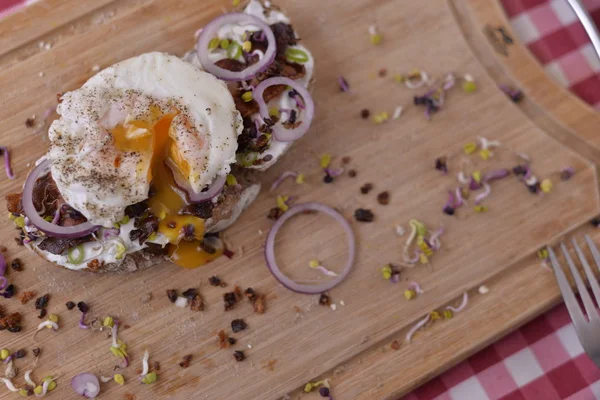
548 246 585 328
585 235 600 274
561 242 597 321
572 238 600 321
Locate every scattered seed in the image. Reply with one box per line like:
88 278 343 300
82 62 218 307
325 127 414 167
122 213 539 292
342 156 351 164
323 174 334 184
14 349 25 359
32 348 40 357
360 109 370 119
348 169 357 178
65 301 75 310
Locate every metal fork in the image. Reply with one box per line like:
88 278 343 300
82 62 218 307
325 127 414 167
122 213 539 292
567 0 600 60
548 235 600 367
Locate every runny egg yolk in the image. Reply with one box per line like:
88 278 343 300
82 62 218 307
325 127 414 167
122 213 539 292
111 111 221 269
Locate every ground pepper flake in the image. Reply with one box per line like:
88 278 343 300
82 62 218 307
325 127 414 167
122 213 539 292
35 294 49 310
20 291 36 305
10 259 22 271
390 340 400 350
319 294 331 306
360 183 373 194
190 294 204 311
233 350 246 362
38 309 47 319
32 348 41 357
179 354 193 368
218 330 233 349
435 157 448 174
224 292 239 311
65 301 75 310
360 109 370 119
354 208 374 222
209 276 226 287
377 191 390 205
348 169 357 178
0 313 21 331
268 207 284 220
182 288 198 300
231 319 248 333
166 290 178 303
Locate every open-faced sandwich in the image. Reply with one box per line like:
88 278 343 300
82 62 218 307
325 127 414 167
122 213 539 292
5 0 315 273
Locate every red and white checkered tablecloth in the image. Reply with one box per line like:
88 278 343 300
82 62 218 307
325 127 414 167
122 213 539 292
2 0 600 399
502 0 600 109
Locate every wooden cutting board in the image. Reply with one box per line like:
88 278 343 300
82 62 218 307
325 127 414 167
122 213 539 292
0 0 599 399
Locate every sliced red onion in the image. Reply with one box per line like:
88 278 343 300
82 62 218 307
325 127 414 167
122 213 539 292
22 159 99 238
196 13 276 81
166 161 226 203
484 169 510 182
78 312 89 330
324 167 344 177
265 202 355 294
338 76 350 92
71 373 100 398
269 171 298 192
254 77 315 142
0 254 6 277
469 177 482 191
0 147 14 180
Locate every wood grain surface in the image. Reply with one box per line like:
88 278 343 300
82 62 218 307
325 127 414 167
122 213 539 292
0 0 599 399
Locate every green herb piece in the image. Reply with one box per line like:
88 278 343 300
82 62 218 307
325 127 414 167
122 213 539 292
285 47 309 63
67 245 85 264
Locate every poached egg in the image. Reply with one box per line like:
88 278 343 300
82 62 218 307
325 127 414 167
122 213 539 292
48 52 242 228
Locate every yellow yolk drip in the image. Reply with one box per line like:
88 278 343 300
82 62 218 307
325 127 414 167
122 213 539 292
111 111 217 269
168 240 223 269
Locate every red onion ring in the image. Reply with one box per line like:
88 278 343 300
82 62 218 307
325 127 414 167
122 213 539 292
71 373 100 398
22 159 99 238
166 161 226 203
196 13 276 81
254 77 315 142
265 202 355 294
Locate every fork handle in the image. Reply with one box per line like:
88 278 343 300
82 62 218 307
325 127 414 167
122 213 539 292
567 0 600 61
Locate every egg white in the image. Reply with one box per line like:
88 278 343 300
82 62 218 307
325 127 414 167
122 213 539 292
48 52 242 227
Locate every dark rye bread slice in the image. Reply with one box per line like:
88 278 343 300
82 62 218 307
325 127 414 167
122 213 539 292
22 168 260 273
